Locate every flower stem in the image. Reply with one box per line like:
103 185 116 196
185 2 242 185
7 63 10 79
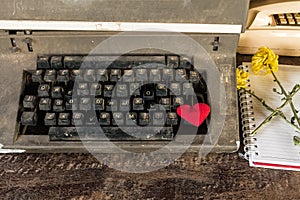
250 110 280 136
244 90 273 112
243 89 300 136
270 69 300 127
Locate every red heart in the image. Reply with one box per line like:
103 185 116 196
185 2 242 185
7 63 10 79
176 103 210 127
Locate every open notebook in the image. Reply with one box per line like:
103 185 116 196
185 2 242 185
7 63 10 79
239 63 300 171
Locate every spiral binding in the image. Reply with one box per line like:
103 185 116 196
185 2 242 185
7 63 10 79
238 65 258 160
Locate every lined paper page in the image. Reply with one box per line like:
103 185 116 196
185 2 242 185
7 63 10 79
243 63 300 169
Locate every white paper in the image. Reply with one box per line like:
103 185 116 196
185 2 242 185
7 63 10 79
243 63 300 170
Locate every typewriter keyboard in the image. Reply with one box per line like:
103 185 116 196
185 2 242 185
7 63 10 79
16 55 209 141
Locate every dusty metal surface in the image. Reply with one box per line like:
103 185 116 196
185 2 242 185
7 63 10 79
0 0 249 27
0 33 240 153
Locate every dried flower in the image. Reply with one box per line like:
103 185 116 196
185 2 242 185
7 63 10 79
251 46 279 75
237 47 300 148
236 68 249 90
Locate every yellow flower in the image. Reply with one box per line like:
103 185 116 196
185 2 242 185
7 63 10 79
251 46 279 75
236 68 249 90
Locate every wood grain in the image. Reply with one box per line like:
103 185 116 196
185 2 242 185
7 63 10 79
0 153 300 199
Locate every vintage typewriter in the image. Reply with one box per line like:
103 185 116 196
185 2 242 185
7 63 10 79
0 0 249 153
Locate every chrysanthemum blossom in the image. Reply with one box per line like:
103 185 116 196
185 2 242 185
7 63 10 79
251 46 279 75
236 68 249 90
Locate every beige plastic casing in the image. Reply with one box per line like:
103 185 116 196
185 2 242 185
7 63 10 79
238 0 300 56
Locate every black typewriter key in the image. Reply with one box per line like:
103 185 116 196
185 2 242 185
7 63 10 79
53 99 65 112
44 70 56 82
57 69 69 82
175 69 187 81
21 111 37 126
119 99 130 111
64 56 83 69
183 83 194 95
104 85 114 97
50 56 63 69
160 98 171 110
72 112 84 126
143 88 154 100
139 112 150 126
112 112 124 126
166 112 178 125
94 98 105 110
153 112 165 125
37 56 50 69
179 57 192 69
84 69 96 82
135 68 148 82
173 97 184 107
23 95 36 109
122 70 134 82
126 112 137 125
99 112 111 125
44 113 56 126
116 84 128 98
133 98 144 110
79 97 91 110
38 84 50 97
170 83 181 95
66 98 77 110
39 98 51 111
48 127 77 139
58 113 70 126
90 83 102 96
189 71 200 83
162 68 174 81
106 99 118 111
110 69 121 82
32 70 44 82
77 83 89 96
129 83 140 96
85 111 97 125
156 84 168 96
149 69 161 82
167 56 179 68
96 69 108 81
51 86 63 98
71 69 81 81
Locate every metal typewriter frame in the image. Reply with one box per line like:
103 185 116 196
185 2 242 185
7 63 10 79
0 0 249 153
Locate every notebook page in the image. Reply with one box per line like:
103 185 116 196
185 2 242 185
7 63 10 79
243 63 300 169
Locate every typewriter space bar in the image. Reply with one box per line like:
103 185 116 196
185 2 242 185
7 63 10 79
48 126 174 141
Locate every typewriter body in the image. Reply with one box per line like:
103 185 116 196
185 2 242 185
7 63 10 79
0 0 249 153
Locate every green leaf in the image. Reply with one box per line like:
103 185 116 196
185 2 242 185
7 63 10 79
293 136 300 146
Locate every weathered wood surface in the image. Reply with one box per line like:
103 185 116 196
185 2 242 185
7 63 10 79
0 153 299 199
